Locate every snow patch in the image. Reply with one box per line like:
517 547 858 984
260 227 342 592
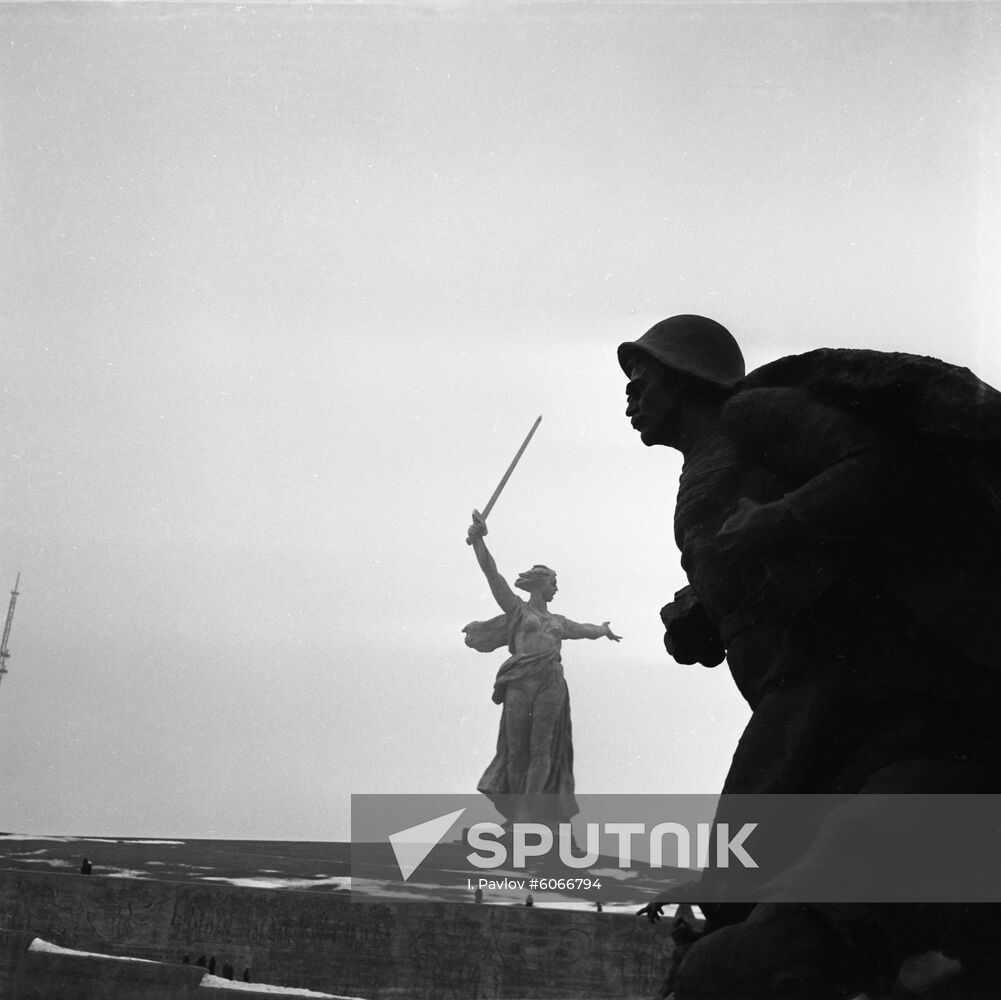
29 939 156 963
104 868 154 879
0 834 120 844
199 974 367 997
202 876 350 891
589 867 640 882
0 834 183 845
27 940 368 998
0 834 77 843
123 839 185 845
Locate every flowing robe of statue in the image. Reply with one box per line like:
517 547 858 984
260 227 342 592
463 516 618 829
464 600 582 825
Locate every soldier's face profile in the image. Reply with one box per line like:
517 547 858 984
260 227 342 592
625 358 683 448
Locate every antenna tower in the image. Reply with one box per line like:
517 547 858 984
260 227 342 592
0 573 21 691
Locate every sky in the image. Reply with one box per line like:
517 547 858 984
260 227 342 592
1 0 999 840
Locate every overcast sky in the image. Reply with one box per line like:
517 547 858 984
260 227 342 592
1 0 998 840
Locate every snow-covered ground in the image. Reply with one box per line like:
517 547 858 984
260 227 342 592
29 939 157 963
200 974 366 997
203 876 351 891
0 835 184 845
0 832 678 913
28 938 371 998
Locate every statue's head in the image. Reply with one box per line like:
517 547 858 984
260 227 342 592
515 565 558 601
617 315 745 388
619 315 744 450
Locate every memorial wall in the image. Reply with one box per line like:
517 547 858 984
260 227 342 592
0 870 671 998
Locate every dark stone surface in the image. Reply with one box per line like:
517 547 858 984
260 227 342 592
0 869 672 999
620 316 1001 999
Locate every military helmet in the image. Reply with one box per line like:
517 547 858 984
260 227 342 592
617 315 746 388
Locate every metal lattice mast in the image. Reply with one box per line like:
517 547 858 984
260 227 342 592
0 574 21 691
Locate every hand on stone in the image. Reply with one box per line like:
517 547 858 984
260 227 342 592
466 509 488 544
637 901 667 924
716 497 792 555
602 622 622 642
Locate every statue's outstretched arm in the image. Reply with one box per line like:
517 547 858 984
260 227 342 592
467 510 518 614
561 619 621 642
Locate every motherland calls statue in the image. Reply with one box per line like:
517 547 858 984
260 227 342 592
618 315 1001 999
464 510 620 828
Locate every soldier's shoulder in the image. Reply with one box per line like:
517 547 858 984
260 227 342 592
734 347 1001 444
720 349 859 422
719 380 814 426
739 348 868 393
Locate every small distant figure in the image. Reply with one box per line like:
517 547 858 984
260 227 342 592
595 900 603 913
208 956 216 975
242 968 251 983
473 887 483 904
525 893 534 908
79 857 92 875
222 963 234 980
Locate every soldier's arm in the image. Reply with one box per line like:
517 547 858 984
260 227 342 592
718 390 907 553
